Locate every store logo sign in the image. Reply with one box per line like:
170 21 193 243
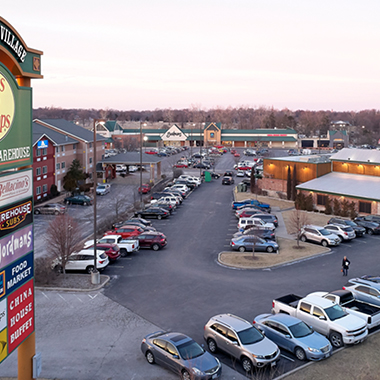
0 72 14 142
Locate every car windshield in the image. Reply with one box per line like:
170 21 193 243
345 220 356 227
289 321 313 338
324 305 347 321
237 326 264 345
342 227 354 232
319 229 332 236
177 340 204 360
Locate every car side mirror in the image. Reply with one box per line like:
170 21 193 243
173 354 179 359
319 316 326 320
285 334 291 339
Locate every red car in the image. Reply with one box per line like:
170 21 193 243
84 243 121 262
234 152 240 157
104 225 144 239
173 163 188 168
145 150 157 155
137 232 168 251
138 184 152 194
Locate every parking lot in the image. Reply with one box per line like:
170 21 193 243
2 148 380 380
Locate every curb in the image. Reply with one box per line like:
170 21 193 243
35 275 111 292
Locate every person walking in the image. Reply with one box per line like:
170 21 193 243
342 256 351 276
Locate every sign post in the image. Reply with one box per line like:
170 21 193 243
0 16 42 380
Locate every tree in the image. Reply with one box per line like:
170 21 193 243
250 169 256 194
63 159 86 192
349 201 358 219
333 198 341 216
291 165 297 201
341 199 350 217
295 192 306 210
45 214 83 275
288 209 310 248
286 166 291 200
305 194 314 211
324 196 332 214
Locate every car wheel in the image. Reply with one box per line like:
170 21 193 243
152 244 160 251
65 200 71 205
266 246 274 253
145 350 155 364
294 347 306 361
329 331 343 348
321 240 328 247
157 215 162 220
300 235 307 242
207 338 217 353
238 246 246 252
34 209 41 214
120 248 128 257
337 235 343 243
54 265 63 273
54 210 60 215
181 370 191 380
241 356 253 373
368 229 374 235
86 266 95 274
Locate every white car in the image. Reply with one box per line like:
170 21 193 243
179 175 201 186
238 217 275 231
116 164 127 172
324 224 356 242
52 249 109 273
96 183 111 195
151 196 178 208
129 165 138 172
237 170 245 177
170 184 190 194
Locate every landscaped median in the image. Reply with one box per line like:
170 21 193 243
219 237 330 269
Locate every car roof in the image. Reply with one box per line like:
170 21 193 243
210 313 252 332
302 295 335 308
261 313 302 327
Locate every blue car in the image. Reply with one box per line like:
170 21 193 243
253 314 332 361
231 199 271 212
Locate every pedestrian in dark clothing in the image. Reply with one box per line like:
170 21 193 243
342 256 350 276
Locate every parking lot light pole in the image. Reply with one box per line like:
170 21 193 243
139 122 147 209
92 119 100 284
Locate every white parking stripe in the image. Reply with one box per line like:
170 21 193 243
280 354 295 362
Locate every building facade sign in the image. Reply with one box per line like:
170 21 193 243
161 125 188 141
0 64 32 170
0 22 27 63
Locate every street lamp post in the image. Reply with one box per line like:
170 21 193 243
139 122 147 209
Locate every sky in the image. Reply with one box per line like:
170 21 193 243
2 0 380 112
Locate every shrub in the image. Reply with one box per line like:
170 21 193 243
341 199 350 217
305 194 314 211
349 201 358 219
324 196 332 214
333 198 341 216
295 192 306 210
34 256 59 286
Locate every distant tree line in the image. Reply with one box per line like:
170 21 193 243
33 105 380 146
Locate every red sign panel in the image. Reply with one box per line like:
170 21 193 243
7 279 34 353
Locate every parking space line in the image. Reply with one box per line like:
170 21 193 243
280 354 295 362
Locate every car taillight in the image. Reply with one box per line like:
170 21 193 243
231 242 235 246
272 301 275 308
344 232 348 235
99 260 106 264
342 286 346 290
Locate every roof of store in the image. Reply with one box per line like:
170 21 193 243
296 172 380 202
330 148 380 164
32 122 78 146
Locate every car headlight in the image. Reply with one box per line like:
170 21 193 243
192 367 203 375
252 354 265 359
308 347 321 353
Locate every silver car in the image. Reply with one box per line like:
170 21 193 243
203 314 280 372
300 225 340 247
254 313 332 361
141 331 222 380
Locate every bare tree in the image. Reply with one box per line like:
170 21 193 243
288 209 310 248
45 214 83 274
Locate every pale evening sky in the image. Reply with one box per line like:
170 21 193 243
2 0 380 112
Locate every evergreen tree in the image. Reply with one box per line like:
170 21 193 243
63 159 86 192
291 165 297 201
286 166 291 200
250 168 256 194
333 198 341 216
324 196 332 214
349 201 358 219
341 199 350 217
305 194 314 211
295 192 306 210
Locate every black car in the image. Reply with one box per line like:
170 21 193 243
353 217 380 235
135 207 169 220
327 218 366 237
64 194 93 206
356 215 380 224
194 163 210 169
151 192 171 200
222 176 234 185
223 171 234 177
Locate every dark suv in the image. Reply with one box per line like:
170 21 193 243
222 176 234 185
137 232 167 250
353 217 380 235
327 218 366 237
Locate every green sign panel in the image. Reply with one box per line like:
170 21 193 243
0 63 32 170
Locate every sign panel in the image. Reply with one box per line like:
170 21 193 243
7 279 34 354
0 64 32 171
0 198 33 239
0 224 33 271
4 251 33 299
0 169 32 208
37 140 48 149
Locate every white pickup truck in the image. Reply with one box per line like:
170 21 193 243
85 235 139 257
272 294 368 347
308 289 380 330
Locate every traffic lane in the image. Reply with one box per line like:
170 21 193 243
103 180 380 377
